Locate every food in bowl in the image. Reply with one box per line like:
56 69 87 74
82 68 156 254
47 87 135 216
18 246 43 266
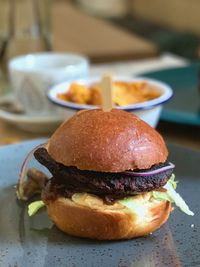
17 109 193 240
57 80 162 106
47 77 173 128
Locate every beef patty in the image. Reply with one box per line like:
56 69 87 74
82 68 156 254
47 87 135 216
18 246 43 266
34 147 174 203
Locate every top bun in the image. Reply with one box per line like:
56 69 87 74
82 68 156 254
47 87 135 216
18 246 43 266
47 109 168 172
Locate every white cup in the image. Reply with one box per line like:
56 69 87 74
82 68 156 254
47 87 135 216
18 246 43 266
8 52 89 116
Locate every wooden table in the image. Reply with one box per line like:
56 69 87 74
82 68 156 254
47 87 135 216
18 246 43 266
52 2 158 62
3 1 158 65
0 119 47 145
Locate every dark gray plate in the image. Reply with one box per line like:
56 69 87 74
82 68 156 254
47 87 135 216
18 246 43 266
0 139 199 267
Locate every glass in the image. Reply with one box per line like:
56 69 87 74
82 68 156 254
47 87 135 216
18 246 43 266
4 0 52 63
0 1 10 40
0 0 52 96
0 0 12 67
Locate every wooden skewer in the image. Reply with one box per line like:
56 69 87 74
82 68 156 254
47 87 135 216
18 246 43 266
100 74 113 112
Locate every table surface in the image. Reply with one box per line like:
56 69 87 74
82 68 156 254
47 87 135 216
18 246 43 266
52 2 157 63
1 53 200 151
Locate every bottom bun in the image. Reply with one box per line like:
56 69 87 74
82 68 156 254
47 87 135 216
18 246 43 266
45 193 171 240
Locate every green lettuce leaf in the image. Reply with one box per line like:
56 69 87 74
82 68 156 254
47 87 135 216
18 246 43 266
119 175 194 217
153 190 172 202
28 200 45 216
168 174 177 189
153 175 194 216
152 174 177 202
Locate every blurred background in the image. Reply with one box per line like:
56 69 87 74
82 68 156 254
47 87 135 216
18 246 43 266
0 0 200 148
1 0 200 64
74 0 200 60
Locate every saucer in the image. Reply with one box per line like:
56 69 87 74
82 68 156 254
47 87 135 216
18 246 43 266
0 109 63 133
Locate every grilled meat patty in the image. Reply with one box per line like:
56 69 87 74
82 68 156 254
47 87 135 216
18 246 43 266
34 147 174 203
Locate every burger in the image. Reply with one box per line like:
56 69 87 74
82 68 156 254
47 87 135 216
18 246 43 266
30 109 193 240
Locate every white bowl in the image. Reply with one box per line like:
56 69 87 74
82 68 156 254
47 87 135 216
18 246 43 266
48 76 173 127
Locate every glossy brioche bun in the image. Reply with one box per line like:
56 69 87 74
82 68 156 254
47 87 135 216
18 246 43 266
44 193 171 240
47 109 168 172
